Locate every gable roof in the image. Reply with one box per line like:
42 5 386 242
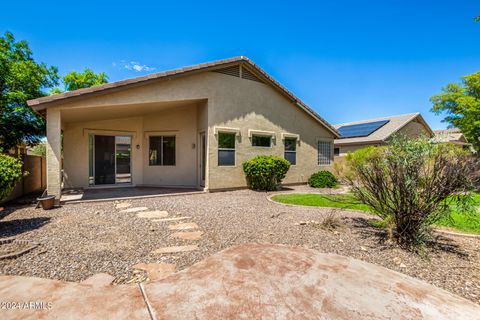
334 113 434 145
27 56 339 138
432 129 470 145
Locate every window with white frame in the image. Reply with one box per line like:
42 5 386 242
218 132 235 166
284 137 297 165
149 136 176 166
317 141 332 165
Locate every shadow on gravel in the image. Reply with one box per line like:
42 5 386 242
350 217 469 258
0 217 51 238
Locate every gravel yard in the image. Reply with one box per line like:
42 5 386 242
0 185 479 304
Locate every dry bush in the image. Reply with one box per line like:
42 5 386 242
320 209 343 230
346 135 476 249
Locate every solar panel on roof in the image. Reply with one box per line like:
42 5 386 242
337 120 390 139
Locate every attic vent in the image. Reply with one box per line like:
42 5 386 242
213 65 240 77
241 67 264 83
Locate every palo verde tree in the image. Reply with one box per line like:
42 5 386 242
0 31 59 152
347 135 476 249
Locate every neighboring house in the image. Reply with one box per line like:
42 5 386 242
27 56 339 199
333 113 434 157
432 129 472 150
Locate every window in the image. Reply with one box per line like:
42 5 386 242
149 136 176 166
334 148 340 156
252 135 271 147
284 138 297 165
318 141 332 165
218 132 235 166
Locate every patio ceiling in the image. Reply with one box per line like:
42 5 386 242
60 99 205 123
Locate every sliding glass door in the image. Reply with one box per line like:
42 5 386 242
89 135 132 185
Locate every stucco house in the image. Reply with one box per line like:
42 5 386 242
333 113 433 157
27 56 340 199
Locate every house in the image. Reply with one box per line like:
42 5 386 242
333 113 433 157
27 56 339 199
432 129 472 150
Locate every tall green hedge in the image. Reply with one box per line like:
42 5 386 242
0 154 23 202
243 155 290 191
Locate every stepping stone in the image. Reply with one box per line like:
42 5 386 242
136 210 169 219
132 263 176 281
168 222 199 231
120 207 149 213
115 202 132 209
170 231 203 241
152 245 199 254
152 216 192 222
80 273 115 287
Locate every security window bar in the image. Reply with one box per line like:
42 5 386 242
318 141 332 165
218 132 235 166
252 135 271 147
284 138 297 165
149 136 176 166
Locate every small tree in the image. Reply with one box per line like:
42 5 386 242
243 155 290 191
0 154 23 202
347 136 475 248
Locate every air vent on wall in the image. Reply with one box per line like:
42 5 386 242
212 65 240 77
241 67 264 83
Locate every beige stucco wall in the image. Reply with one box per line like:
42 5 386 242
335 143 378 157
53 68 334 191
395 119 431 139
205 73 334 190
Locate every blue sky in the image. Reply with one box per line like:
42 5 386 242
2 0 479 129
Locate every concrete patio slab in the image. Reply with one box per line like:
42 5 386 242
0 276 149 320
170 231 203 241
143 243 480 320
136 210 169 219
168 222 199 231
2 244 479 319
152 245 199 254
132 263 176 281
80 273 115 287
61 187 204 203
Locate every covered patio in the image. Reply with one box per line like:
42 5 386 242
60 186 204 203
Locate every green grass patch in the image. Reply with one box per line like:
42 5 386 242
436 193 480 234
272 192 480 234
271 193 372 212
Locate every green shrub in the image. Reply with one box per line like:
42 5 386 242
243 155 290 191
0 154 23 202
308 171 338 188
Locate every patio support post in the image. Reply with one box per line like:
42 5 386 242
46 107 62 200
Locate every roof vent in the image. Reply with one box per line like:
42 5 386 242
213 65 240 78
241 66 264 83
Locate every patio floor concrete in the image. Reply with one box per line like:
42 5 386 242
60 186 202 203
1 243 479 320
